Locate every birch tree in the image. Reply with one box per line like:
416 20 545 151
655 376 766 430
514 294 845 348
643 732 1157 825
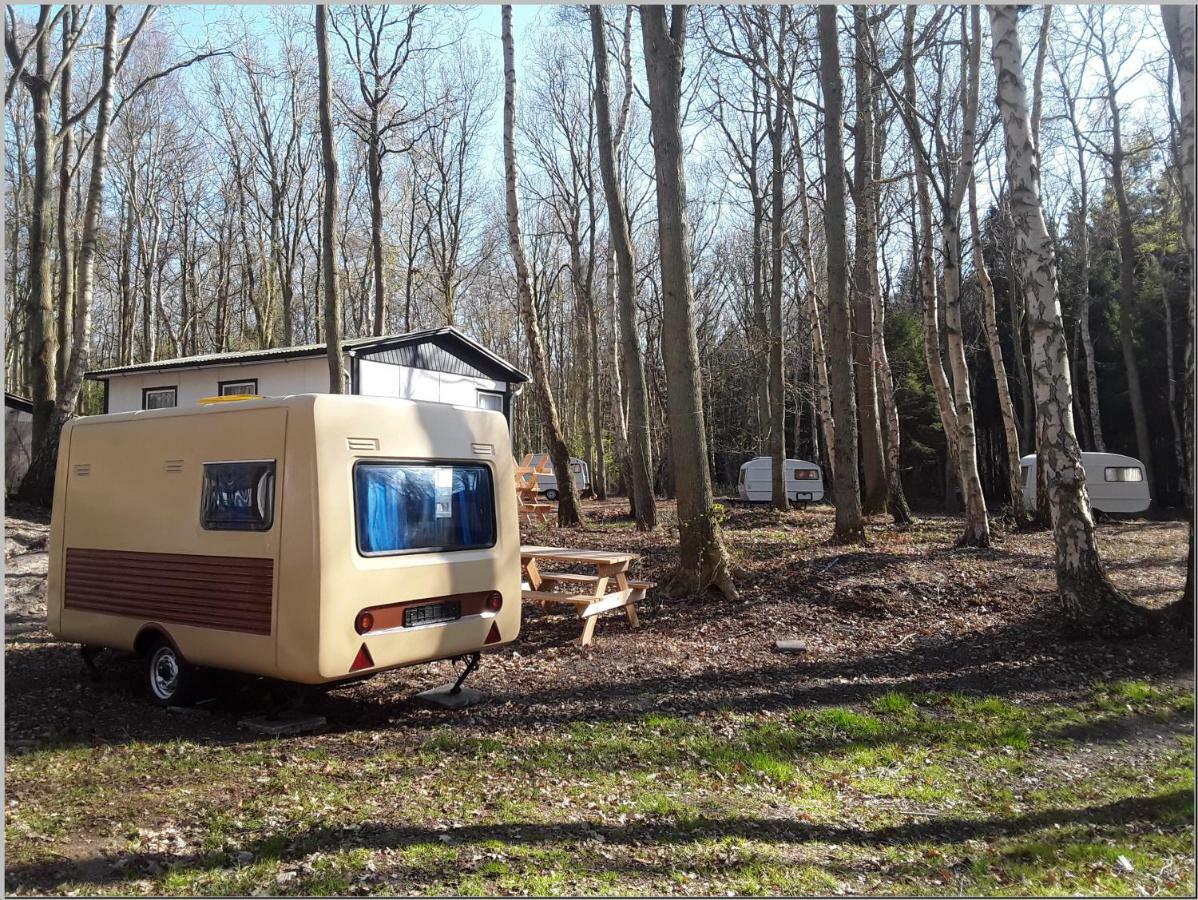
896 5 990 547
988 4 1171 635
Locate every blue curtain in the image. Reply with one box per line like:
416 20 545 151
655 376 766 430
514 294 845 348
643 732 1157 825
356 464 493 553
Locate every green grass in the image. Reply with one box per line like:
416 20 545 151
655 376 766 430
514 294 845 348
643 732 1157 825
6 684 1194 896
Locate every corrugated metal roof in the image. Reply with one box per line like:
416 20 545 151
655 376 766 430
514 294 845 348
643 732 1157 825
5 392 34 413
86 327 529 383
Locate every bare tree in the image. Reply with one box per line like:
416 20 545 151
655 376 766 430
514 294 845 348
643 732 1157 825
1083 6 1155 495
817 5 864 543
331 5 429 336
641 4 735 596
1161 2 1195 608
316 4 345 392
850 5 887 516
896 5 990 547
1050 31 1105 453
591 4 655 529
970 165 1025 522
501 4 582 527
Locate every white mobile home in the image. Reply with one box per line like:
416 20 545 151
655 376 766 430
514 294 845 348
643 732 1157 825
1020 451 1151 514
87 327 529 424
737 457 825 504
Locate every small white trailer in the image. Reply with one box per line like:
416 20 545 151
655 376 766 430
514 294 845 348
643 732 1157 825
737 457 825 504
1020 451 1151 514
526 453 591 500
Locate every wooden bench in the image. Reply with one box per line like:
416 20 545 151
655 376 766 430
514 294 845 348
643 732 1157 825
520 546 653 646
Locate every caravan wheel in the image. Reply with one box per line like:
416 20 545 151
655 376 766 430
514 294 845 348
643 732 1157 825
543 489 559 501
146 640 199 707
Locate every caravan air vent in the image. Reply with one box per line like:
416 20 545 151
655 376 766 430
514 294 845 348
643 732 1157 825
72 463 91 477
472 443 494 456
164 459 184 473
347 437 380 452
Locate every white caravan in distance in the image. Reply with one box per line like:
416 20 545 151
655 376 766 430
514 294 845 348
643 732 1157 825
1020 451 1151 514
526 453 591 500
737 457 825 505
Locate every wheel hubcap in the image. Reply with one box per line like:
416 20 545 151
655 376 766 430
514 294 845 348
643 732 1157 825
151 649 179 699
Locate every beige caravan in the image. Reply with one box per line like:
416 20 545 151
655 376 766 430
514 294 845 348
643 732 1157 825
46 393 521 705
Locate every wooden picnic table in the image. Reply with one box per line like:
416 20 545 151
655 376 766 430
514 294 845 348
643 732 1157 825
520 545 652 646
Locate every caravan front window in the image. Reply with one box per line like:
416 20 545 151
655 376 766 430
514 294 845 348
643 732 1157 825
354 462 496 555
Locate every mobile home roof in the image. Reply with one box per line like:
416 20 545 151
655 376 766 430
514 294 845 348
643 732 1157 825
85 326 530 384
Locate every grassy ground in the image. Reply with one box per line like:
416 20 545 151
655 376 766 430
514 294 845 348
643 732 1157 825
5 501 1195 895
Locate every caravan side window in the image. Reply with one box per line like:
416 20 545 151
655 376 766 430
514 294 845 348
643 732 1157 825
354 462 495 555
1104 466 1143 483
201 461 276 531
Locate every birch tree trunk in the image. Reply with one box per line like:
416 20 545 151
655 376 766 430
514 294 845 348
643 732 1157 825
503 4 583 528
591 4 655 529
936 6 990 547
903 12 963 527
817 5 864 543
1161 3 1195 610
989 4 1162 636
970 173 1026 522
316 5 345 393
641 4 735 597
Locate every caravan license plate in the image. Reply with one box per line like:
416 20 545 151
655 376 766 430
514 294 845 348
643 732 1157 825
403 600 462 628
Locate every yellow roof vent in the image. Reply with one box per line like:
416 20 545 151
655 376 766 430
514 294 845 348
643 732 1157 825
197 395 263 405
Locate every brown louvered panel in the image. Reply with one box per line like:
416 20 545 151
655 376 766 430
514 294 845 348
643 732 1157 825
64 548 274 635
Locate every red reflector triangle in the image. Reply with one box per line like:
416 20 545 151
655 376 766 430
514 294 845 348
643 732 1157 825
484 622 501 645
350 643 374 672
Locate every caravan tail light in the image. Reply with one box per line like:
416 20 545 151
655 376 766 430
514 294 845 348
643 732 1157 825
484 591 503 613
355 611 375 634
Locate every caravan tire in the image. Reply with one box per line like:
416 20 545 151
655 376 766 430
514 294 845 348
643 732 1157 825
146 639 199 707
544 489 559 501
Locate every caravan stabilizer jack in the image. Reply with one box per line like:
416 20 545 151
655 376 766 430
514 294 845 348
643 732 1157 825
415 652 484 709
450 652 481 695
80 645 103 682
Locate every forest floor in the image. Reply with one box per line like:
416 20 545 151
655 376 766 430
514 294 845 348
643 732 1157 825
5 500 1194 896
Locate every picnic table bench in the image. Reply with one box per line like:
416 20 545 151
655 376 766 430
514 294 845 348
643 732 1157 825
520 545 654 646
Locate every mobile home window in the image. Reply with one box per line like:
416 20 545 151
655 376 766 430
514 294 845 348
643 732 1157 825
476 390 504 412
142 387 177 410
794 468 820 481
354 462 495 555
219 379 258 397
201 461 276 531
1104 466 1143 483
